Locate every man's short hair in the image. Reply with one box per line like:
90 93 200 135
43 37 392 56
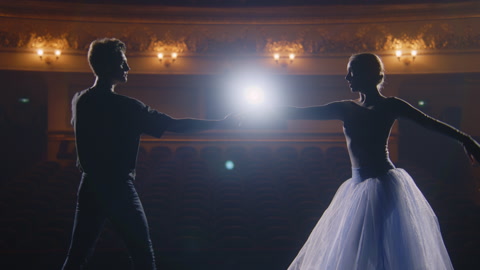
88 38 126 77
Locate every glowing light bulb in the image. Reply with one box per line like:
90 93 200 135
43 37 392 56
395 50 402 58
273 53 280 61
411 50 417 57
37 49 44 57
171 52 178 59
157 53 164 60
54 50 61 57
289 53 295 60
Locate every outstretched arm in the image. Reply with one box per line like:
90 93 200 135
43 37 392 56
271 101 347 121
392 97 480 163
167 119 222 133
139 102 239 137
166 113 238 133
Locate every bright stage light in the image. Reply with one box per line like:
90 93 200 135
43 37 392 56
221 69 288 129
244 86 265 105
222 67 286 115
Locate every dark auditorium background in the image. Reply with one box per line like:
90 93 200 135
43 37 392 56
0 0 479 269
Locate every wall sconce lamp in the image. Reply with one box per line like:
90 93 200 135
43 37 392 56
395 50 417 65
274 53 280 62
37 48 61 64
274 53 296 67
157 52 178 67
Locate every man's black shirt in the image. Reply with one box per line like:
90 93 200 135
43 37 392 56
72 88 172 177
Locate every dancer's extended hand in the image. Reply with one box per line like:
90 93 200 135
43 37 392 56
219 112 242 129
235 109 262 128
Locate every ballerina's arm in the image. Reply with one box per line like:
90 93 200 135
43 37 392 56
391 97 480 164
274 101 347 121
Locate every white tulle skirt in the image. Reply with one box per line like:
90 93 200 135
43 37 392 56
288 168 454 270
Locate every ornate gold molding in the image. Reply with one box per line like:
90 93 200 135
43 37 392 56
0 1 479 54
27 33 70 50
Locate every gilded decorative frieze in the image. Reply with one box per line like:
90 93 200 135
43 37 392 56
0 6 478 55
27 33 71 50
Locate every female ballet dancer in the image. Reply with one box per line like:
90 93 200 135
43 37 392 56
268 53 480 270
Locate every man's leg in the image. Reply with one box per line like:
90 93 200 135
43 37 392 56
62 175 106 270
107 180 156 270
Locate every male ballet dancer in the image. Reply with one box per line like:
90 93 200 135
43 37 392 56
63 38 234 269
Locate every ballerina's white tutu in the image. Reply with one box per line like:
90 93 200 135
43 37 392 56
288 167 454 270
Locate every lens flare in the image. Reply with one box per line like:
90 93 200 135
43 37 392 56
225 160 235 170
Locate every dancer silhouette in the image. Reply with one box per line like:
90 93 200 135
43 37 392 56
62 38 235 270
252 53 480 270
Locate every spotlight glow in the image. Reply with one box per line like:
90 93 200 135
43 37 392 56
224 67 284 113
244 86 265 105
225 160 235 170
